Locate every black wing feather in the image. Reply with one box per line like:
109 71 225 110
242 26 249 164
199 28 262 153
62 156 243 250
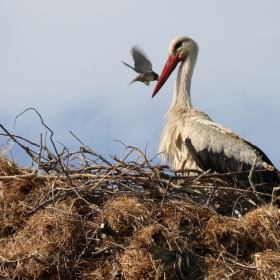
185 138 279 194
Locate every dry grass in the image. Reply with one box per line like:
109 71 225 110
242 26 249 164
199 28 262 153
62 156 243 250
0 141 280 280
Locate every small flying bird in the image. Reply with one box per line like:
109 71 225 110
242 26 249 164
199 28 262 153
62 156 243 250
148 246 176 280
100 220 119 243
122 46 159 86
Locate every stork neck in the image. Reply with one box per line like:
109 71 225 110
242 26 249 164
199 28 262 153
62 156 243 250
170 54 197 112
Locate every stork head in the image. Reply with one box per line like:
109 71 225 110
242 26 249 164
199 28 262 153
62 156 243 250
152 36 199 98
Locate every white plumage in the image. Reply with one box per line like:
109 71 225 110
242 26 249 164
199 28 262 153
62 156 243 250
152 36 278 188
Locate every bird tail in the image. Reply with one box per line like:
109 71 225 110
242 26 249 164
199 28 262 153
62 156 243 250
128 77 150 86
128 77 138 85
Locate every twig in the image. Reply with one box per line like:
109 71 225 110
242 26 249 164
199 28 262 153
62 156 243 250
113 139 127 148
248 150 266 204
231 194 247 217
161 176 171 206
34 133 43 171
0 133 41 147
0 124 37 159
27 149 134 216
14 108 72 185
192 169 211 184
271 186 280 205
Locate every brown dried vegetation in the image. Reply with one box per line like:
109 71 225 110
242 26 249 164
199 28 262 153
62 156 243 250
0 138 280 279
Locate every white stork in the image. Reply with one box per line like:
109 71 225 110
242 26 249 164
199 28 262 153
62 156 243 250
152 36 279 193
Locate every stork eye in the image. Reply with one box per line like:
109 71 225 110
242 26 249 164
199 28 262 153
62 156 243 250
174 41 183 50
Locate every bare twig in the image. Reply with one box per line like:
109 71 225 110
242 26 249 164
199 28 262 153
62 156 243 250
248 150 266 204
0 124 37 159
161 176 171 206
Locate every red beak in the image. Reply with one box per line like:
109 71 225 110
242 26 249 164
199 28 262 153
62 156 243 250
152 54 182 98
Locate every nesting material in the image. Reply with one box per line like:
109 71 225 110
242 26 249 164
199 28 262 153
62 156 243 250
0 144 280 280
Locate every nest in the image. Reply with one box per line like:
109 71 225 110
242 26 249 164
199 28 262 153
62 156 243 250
0 120 280 279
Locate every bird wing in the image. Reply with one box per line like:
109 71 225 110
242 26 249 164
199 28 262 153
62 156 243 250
184 117 258 166
186 117 274 163
131 46 153 73
188 116 241 139
122 61 137 72
182 117 278 186
196 120 275 166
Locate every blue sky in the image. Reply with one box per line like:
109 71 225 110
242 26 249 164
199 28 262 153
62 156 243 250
0 1 279 168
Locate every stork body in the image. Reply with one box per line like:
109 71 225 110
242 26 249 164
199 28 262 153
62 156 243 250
152 36 278 189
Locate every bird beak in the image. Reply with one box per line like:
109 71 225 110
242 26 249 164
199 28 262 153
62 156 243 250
152 54 182 98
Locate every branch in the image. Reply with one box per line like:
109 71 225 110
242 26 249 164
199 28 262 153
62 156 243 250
248 150 266 204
